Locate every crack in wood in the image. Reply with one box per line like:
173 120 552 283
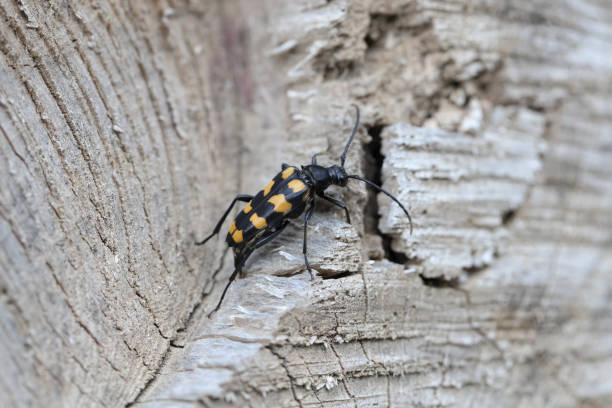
125 248 230 406
364 124 410 266
267 346 305 408
329 343 358 408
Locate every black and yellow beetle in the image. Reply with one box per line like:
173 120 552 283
197 106 413 317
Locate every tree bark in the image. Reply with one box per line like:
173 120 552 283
1 1 611 407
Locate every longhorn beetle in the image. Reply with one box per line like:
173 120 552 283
197 106 413 317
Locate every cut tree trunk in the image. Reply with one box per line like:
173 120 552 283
1 1 611 407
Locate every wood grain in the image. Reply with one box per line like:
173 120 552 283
1 0 611 407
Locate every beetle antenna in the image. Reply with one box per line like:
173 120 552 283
340 105 360 169
347 174 413 235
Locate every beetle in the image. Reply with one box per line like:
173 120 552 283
197 106 413 317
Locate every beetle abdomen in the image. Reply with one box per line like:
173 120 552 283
226 166 311 248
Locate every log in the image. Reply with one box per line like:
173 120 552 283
1 1 611 407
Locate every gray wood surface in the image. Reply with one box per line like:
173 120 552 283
1 1 611 407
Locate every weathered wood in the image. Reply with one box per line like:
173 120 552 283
0 1 243 406
1 0 611 407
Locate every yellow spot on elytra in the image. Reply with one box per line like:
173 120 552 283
288 179 306 193
281 167 295 179
243 200 253 213
229 221 237 234
263 180 275 196
232 229 243 243
268 194 292 214
249 212 267 229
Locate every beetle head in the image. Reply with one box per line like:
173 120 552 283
303 164 347 192
328 165 348 187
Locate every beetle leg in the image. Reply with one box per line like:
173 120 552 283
207 256 245 318
312 137 333 164
253 222 289 250
208 223 288 318
303 201 315 280
196 194 253 246
317 192 351 224
238 223 289 278
311 151 329 165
